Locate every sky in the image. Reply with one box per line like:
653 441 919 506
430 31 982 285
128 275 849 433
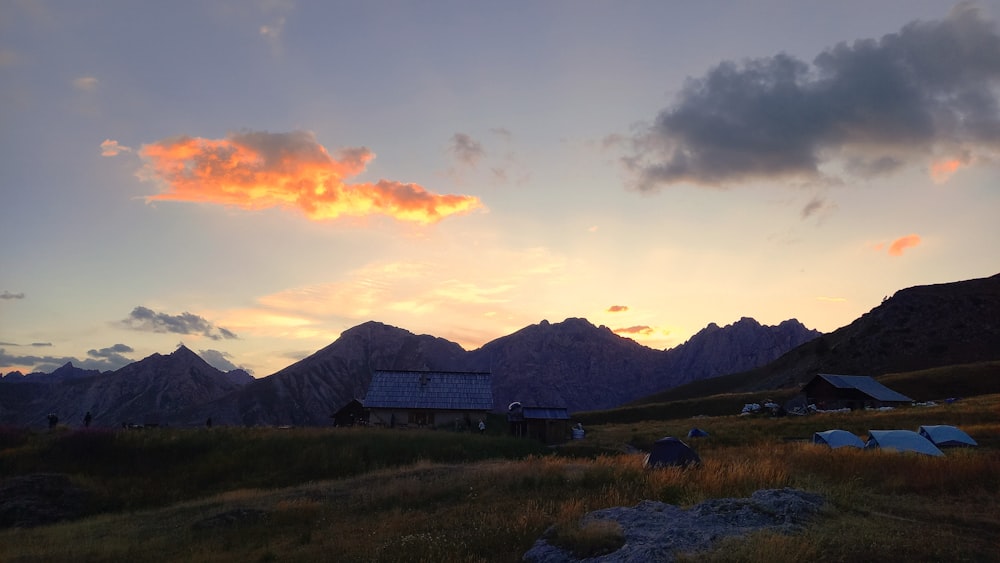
2 1 999 377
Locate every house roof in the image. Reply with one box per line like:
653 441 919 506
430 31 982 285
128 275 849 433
811 374 913 402
522 407 570 420
363 370 493 411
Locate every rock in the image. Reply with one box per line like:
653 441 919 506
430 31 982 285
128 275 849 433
523 488 823 563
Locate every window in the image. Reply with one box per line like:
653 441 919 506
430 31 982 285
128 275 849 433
408 411 434 426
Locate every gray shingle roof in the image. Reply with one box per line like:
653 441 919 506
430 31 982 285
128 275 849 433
815 374 913 402
363 370 493 411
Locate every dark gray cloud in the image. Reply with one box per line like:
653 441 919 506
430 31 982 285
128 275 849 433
121 306 238 340
448 133 485 166
801 197 825 219
197 348 252 374
627 3 1000 189
1 343 135 374
31 342 52 347
1 291 25 299
87 343 134 365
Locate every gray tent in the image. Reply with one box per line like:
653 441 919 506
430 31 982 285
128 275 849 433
865 430 944 457
645 437 701 468
812 429 864 449
917 425 977 447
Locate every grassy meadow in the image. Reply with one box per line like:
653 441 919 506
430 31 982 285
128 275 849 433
1 393 999 562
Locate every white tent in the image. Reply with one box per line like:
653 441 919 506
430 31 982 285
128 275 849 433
865 430 944 457
812 429 865 449
917 425 978 447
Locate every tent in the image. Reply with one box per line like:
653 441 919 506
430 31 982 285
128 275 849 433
917 425 978 447
687 428 709 438
812 429 865 449
644 437 701 468
865 430 944 457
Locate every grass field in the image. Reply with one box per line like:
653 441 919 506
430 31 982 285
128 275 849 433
2 393 998 562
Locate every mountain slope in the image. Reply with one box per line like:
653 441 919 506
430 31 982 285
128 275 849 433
187 321 468 426
637 273 1000 403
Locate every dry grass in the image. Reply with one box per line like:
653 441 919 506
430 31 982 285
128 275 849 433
1 395 999 562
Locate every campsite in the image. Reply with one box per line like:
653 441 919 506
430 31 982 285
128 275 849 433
2 365 998 562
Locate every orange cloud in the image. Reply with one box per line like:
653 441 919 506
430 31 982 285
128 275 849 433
607 305 628 313
613 325 653 336
888 234 921 256
137 130 483 224
930 158 964 183
100 139 130 156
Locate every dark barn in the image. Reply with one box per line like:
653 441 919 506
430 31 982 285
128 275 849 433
803 374 912 410
507 404 570 444
331 399 366 427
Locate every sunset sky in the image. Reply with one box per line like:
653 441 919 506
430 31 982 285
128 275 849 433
2 1 999 377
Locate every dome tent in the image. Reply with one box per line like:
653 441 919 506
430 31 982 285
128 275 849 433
812 429 864 449
644 437 701 468
687 428 709 438
917 425 977 447
865 430 944 457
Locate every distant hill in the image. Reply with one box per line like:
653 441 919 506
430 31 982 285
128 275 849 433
634 273 1000 404
0 346 253 428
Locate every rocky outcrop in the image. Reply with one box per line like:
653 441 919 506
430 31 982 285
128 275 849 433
661 317 820 387
523 488 824 563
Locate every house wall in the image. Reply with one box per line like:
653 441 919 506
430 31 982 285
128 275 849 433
509 419 569 443
368 408 484 430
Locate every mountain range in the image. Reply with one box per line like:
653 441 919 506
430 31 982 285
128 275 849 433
1 315 819 428
3 273 997 428
638 272 1000 403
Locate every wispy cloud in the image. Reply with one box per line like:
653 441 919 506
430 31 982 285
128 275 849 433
801 196 836 220
448 133 485 167
100 139 131 157
72 76 98 92
607 305 629 313
888 234 922 256
0 291 25 300
930 156 969 183
129 130 482 224
1 343 135 373
626 4 1000 189
613 325 654 336
121 306 239 340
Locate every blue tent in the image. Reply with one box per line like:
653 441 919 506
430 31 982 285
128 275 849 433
812 429 864 449
645 437 701 468
918 425 978 447
865 430 944 457
687 428 709 438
